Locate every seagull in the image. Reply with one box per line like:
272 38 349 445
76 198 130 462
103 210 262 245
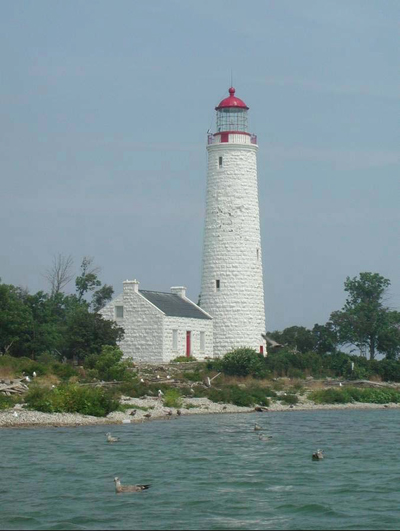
25 376 31 382
166 375 171 380
156 375 160 379
32 371 37 378
114 477 150 494
312 450 324 461
259 434 273 441
140 379 144 383
339 382 343 387
106 433 120 443
158 389 164 399
13 411 19 418
254 423 262 431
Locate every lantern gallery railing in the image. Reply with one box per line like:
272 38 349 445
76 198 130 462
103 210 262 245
207 134 258 145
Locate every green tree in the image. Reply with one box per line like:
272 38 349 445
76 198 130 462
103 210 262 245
269 326 316 354
330 272 400 360
0 282 33 356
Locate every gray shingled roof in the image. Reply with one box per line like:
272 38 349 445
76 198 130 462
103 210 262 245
140 290 211 320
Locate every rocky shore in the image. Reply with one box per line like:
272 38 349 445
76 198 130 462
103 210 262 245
1 394 400 429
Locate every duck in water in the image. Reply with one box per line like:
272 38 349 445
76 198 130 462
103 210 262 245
106 433 120 443
312 449 324 461
114 477 150 493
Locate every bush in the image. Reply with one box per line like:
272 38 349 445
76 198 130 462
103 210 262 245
25 384 119 417
308 387 400 405
163 389 182 408
181 371 203 382
220 348 267 378
171 356 198 363
206 384 270 407
0 395 18 410
279 393 299 405
84 346 133 382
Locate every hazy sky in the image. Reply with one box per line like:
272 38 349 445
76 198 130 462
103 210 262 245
1 0 399 331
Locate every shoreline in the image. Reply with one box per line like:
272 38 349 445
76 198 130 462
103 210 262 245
1 396 400 429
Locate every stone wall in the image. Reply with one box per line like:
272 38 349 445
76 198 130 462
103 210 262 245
163 316 213 362
200 142 266 357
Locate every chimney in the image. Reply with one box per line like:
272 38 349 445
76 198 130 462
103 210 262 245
171 286 186 298
123 279 139 296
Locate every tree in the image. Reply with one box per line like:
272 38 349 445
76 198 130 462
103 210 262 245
329 272 400 360
44 254 74 296
92 284 114 312
0 282 33 356
75 257 101 303
269 326 316 354
312 323 338 355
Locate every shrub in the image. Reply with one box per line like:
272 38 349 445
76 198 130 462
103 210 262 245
309 388 352 404
181 371 203 382
206 385 270 407
220 348 267 378
84 346 133 382
163 389 182 408
0 395 18 410
171 356 198 363
25 384 119 417
279 393 299 405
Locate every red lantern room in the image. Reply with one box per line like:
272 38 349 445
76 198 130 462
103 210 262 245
215 87 249 133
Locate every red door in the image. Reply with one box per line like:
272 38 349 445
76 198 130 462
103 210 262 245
186 331 191 357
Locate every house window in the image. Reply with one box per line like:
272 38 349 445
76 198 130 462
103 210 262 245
115 306 124 319
172 329 178 350
216 279 220 291
218 156 223 168
200 331 205 352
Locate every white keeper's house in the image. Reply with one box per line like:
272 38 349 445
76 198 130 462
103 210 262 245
100 280 213 362
101 86 267 362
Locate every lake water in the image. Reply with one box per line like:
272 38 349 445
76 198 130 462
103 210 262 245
1 409 400 530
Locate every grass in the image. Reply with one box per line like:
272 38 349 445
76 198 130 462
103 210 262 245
163 389 183 408
309 387 400 405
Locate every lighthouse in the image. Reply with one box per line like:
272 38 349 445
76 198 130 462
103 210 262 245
200 87 266 357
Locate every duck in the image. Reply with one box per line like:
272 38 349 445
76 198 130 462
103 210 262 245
176 409 182 416
312 449 324 461
258 434 273 441
106 433 120 443
254 423 262 431
130 410 137 417
143 413 152 419
114 477 150 494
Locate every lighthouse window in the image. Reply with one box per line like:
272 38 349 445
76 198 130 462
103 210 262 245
218 156 223 168
216 279 220 291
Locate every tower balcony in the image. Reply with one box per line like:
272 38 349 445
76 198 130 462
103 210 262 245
207 133 257 146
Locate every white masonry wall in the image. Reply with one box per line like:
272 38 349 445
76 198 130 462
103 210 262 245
163 316 213 362
200 142 266 357
100 281 164 363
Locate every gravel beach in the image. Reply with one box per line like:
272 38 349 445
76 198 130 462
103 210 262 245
1 395 400 429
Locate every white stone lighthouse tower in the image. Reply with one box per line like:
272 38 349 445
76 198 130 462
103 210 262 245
200 87 266 357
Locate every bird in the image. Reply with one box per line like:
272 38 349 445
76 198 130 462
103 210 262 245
222 406 227 411
258 434 272 441
158 389 164 399
156 375 160 379
106 433 120 443
32 371 37 378
254 423 262 431
166 410 173 416
25 376 31 383
13 411 19 418
176 409 182 416
140 378 145 383
312 450 324 461
339 382 343 387
144 413 152 419
130 410 137 416
166 375 171 380
114 477 150 494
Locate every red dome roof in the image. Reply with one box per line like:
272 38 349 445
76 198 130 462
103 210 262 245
216 87 249 110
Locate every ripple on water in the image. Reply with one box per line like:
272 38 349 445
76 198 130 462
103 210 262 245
2 410 400 530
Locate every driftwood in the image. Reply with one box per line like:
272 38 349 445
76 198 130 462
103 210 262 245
0 379 29 396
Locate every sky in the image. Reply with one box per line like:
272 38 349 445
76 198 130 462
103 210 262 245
1 0 399 331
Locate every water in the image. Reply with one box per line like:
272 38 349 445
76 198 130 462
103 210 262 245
1 409 400 530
